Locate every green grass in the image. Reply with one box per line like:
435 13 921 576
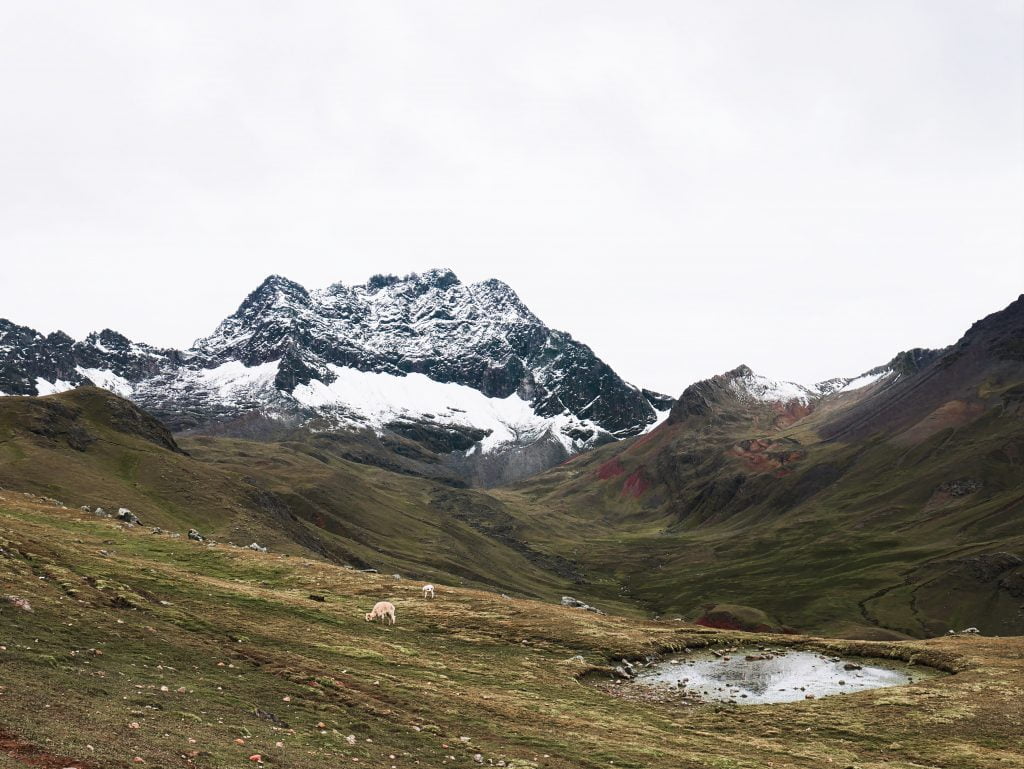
1 493 1022 769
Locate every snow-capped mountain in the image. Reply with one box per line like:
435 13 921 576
666 349 942 429
0 269 671 484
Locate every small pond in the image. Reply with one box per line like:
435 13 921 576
621 647 943 705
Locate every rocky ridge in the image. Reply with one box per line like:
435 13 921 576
0 269 671 483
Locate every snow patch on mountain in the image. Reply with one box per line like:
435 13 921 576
34 377 76 396
194 360 280 399
293 365 604 453
729 371 818 404
642 408 672 433
76 367 134 398
839 370 890 393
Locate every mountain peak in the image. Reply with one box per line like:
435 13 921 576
668 365 817 424
416 267 461 288
723 364 755 380
247 274 310 303
356 268 461 295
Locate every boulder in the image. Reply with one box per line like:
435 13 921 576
560 596 605 614
117 508 141 525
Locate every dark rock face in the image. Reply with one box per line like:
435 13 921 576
0 319 177 396
0 270 672 483
669 365 754 422
190 269 664 437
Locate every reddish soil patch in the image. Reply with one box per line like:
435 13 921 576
772 401 814 428
595 457 626 480
621 467 651 498
0 727 99 769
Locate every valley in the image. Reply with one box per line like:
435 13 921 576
1 286 1022 639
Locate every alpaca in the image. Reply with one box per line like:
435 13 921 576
422 584 435 599
364 600 396 625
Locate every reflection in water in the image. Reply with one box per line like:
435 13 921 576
630 648 938 705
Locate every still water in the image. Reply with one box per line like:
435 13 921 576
628 647 940 705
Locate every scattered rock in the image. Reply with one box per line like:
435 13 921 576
948 626 982 636
308 594 326 602
117 508 141 525
560 596 605 614
188 529 205 542
937 479 982 497
254 708 289 728
4 595 32 612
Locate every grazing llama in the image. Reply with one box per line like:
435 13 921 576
364 600 396 625
422 584 435 599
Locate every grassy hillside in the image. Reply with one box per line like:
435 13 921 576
0 388 582 603
1 491 1022 769
500 379 1024 638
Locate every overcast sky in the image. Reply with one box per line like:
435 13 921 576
1 2 1021 394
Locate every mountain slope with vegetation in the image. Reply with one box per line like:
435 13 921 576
0 491 1021 769
0 388 583 604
